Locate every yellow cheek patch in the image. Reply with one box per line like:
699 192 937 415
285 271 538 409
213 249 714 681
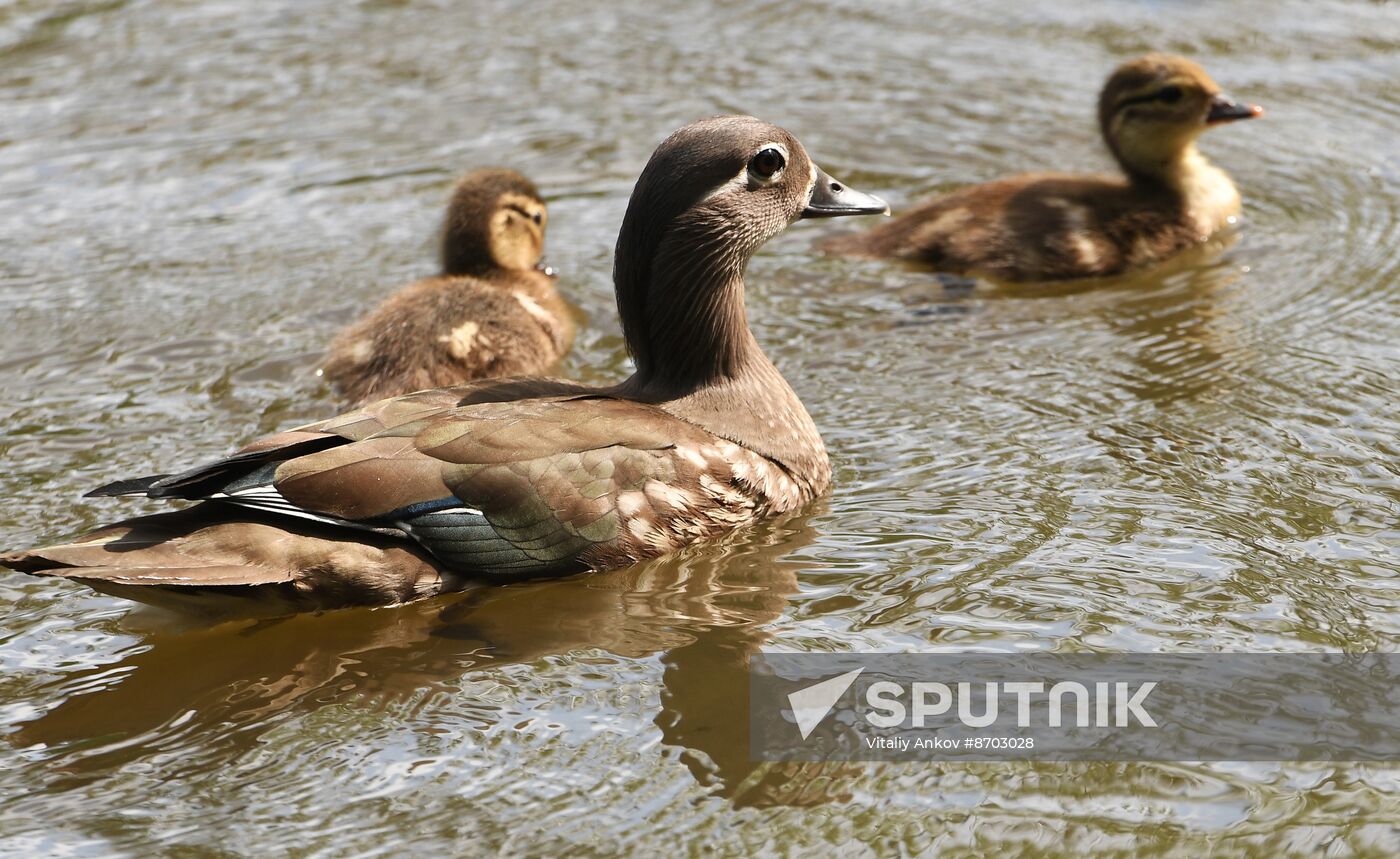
499 192 546 227
488 192 547 267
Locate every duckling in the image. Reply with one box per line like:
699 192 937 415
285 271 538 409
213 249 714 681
321 168 574 406
822 54 1262 281
3 116 888 613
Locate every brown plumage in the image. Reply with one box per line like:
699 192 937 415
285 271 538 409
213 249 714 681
823 54 1263 282
3 116 888 613
321 168 574 406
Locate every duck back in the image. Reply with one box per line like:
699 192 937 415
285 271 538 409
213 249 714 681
322 271 573 406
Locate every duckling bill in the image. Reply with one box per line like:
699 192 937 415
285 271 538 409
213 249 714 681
823 53 1263 282
2 116 887 613
321 168 573 406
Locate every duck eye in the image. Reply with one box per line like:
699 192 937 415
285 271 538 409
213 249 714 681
531 211 543 225
748 147 786 182
1157 86 1183 104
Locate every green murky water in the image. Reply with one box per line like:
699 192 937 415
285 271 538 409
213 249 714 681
2 0 1399 854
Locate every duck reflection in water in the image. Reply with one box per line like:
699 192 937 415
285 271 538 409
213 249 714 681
13 508 855 806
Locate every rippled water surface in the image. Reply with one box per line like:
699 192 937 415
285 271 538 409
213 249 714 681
3 0 1400 854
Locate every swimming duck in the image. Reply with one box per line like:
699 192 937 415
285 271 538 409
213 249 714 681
822 54 1262 281
321 168 573 406
2 116 887 613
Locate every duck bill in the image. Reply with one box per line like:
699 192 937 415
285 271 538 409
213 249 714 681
1206 93 1264 125
801 166 889 219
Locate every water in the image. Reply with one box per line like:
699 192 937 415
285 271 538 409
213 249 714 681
2 0 1399 854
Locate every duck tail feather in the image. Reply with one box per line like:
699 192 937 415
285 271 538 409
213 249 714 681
85 474 171 498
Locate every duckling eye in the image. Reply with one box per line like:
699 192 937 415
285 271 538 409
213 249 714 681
1156 86 1183 104
748 148 786 182
531 211 543 226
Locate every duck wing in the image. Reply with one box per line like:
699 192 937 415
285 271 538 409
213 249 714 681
54 392 758 584
89 380 589 500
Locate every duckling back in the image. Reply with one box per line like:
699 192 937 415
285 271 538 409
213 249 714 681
322 270 573 406
822 172 1203 282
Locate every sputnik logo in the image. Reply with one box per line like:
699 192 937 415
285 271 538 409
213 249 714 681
787 667 865 740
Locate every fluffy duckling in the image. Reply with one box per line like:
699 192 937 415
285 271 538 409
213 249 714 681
823 54 1262 281
321 168 573 406
3 116 887 613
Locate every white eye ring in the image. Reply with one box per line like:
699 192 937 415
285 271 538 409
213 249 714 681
747 143 789 185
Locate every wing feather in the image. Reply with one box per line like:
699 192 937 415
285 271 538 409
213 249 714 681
67 393 736 580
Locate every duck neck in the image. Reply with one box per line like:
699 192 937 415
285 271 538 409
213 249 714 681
623 214 764 391
615 216 828 487
1118 140 1241 235
440 236 497 279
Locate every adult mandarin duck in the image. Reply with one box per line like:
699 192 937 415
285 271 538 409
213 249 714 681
2 116 888 613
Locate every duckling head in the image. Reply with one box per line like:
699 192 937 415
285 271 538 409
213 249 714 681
440 168 549 277
613 115 886 386
1097 53 1262 181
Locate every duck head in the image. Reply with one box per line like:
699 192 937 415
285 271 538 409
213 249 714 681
1097 53 1263 181
614 115 887 391
440 168 550 277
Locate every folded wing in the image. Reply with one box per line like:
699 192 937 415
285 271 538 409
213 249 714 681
82 393 737 581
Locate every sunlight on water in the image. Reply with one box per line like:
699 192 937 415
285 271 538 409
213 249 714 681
2 0 1399 854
